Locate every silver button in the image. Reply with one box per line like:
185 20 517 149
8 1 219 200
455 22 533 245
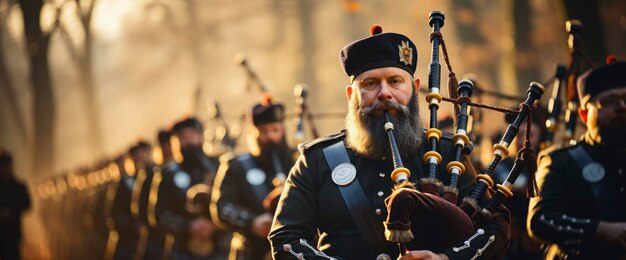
620 187 624 192
619 168 623 175
377 191 384 197
376 253 391 260
375 209 382 215
379 173 385 177
381 157 387 160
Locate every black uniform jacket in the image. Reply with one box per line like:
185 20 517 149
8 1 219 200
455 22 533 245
104 173 139 242
269 131 511 260
211 149 296 259
131 164 156 227
528 134 626 259
154 156 220 249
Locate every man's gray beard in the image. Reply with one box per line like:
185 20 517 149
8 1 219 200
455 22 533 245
345 92 423 160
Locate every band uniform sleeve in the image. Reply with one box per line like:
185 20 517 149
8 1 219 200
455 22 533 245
269 151 342 260
527 152 599 246
210 158 256 235
109 179 136 232
154 171 187 235
440 156 512 260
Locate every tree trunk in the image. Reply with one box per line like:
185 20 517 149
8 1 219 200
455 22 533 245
18 0 54 176
79 0 105 158
0 27 27 143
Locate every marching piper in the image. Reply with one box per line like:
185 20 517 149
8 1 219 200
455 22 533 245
211 100 297 260
528 59 626 259
269 23 511 260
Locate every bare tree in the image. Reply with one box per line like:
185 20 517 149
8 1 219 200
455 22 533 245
17 0 55 175
0 0 27 144
54 0 105 157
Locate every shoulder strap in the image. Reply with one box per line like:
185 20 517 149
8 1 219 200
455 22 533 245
322 141 388 253
236 154 269 204
566 146 594 169
567 146 610 215
198 154 217 175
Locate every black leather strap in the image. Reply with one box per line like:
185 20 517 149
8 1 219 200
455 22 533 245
322 141 388 253
567 146 610 215
237 154 269 205
196 152 217 174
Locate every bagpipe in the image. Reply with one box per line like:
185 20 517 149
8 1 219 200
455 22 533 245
293 83 320 143
562 20 584 145
206 100 239 154
185 183 216 257
540 20 595 148
237 53 324 140
382 11 546 256
540 64 567 150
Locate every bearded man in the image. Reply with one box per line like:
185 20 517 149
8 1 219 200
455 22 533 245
528 60 626 259
211 101 297 260
268 25 510 260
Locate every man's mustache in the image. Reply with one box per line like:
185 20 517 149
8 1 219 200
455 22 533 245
360 101 409 115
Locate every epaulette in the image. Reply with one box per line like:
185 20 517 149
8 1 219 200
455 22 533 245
297 131 346 154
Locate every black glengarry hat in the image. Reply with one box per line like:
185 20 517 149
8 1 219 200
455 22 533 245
171 117 204 134
340 24 418 79
577 58 626 106
128 140 151 155
252 103 285 126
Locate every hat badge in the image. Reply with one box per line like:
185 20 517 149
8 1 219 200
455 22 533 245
398 41 413 66
274 106 283 120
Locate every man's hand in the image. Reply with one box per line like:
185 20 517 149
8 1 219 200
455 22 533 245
596 221 626 248
397 250 449 260
189 218 215 240
251 212 273 238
